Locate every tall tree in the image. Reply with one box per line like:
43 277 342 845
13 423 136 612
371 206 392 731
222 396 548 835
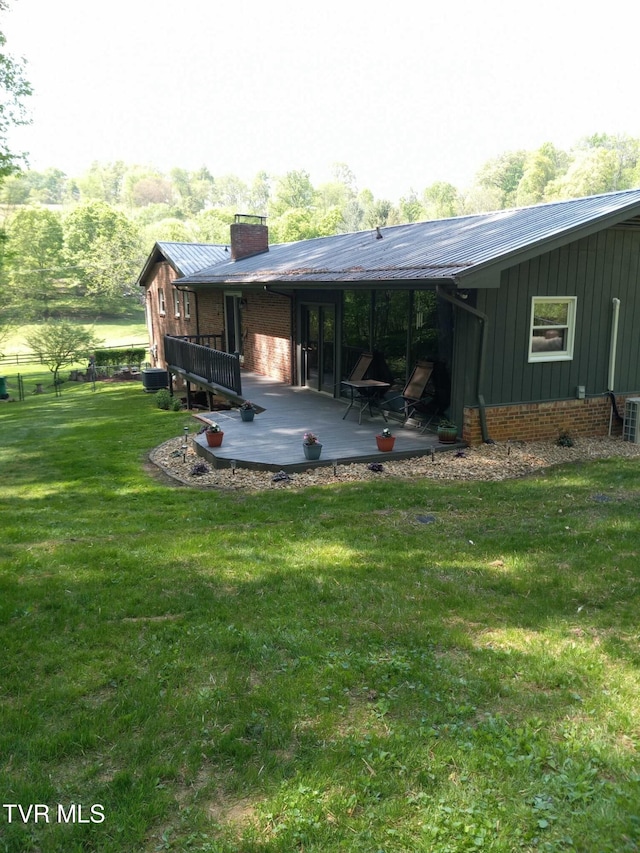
474 150 528 208
423 181 459 219
63 201 143 302
5 207 64 319
0 1 31 180
269 170 315 217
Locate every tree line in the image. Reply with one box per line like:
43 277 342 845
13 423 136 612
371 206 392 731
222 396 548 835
3 133 640 323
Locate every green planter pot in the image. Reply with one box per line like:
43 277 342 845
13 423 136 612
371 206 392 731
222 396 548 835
240 408 255 422
303 443 322 460
437 427 458 444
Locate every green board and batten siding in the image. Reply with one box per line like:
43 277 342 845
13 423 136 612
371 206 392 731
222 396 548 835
451 224 640 417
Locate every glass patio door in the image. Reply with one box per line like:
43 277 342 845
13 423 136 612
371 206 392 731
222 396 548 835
302 304 335 394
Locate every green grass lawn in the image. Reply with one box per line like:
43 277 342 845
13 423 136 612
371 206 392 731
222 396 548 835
1 382 639 852
2 310 148 355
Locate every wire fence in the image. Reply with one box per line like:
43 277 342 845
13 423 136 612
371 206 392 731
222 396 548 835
0 343 150 402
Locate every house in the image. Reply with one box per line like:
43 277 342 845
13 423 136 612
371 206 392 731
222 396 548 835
137 241 230 367
138 192 640 443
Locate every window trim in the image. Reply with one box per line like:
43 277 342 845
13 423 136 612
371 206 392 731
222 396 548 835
173 288 181 318
528 296 577 363
183 290 191 319
158 287 166 316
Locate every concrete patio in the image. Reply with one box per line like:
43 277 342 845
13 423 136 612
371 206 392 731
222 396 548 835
190 371 462 472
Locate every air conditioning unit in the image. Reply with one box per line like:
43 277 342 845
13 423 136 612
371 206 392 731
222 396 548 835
622 397 640 443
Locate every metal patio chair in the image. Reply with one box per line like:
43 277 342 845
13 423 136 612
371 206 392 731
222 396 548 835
383 360 437 430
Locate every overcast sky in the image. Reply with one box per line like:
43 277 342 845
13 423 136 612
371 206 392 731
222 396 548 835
4 0 640 201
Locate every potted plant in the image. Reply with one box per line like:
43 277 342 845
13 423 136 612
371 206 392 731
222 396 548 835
302 431 323 460
239 400 256 422
204 422 224 447
375 427 396 452
437 418 458 444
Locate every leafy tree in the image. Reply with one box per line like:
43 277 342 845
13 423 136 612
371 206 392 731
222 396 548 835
25 320 101 393
194 208 234 244
0 2 31 180
76 161 126 204
5 207 64 319
212 174 250 210
363 197 393 229
63 201 143 302
170 166 215 216
397 189 424 223
515 142 568 206
544 148 622 200
474 150 528 208
142 217 196 244
248 170 270 214
269 170 315 217
423 181 459 219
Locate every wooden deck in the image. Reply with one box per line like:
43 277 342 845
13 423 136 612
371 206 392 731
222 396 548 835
192 371 463 472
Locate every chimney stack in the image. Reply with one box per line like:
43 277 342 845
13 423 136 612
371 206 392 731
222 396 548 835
230 214 269 261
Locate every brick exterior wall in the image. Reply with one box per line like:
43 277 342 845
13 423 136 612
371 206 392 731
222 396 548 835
241 291 293 383
195 291 225 343
144 263 292 385
462 394 633 444
144 262 199 365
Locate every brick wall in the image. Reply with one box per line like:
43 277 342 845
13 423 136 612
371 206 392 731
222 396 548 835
144 262 199 364
242 291 293 383
230 223 269 261
463 395 632 444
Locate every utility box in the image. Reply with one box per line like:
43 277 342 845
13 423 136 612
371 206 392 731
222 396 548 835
141 368 169 392
0 376 8 399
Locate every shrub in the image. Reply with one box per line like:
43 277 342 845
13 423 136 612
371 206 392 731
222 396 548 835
155 388 172 410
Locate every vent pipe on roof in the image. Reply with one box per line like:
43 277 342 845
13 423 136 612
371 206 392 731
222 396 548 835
230 214 269 261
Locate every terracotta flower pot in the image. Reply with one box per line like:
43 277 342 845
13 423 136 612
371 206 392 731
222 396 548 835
376 435 396 452
205 430 224 447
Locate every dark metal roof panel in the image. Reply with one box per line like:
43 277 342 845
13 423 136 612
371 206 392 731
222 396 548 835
155 242 229 278
179 189 640 287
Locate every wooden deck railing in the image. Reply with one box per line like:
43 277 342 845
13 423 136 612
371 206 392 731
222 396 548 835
164 336 242 396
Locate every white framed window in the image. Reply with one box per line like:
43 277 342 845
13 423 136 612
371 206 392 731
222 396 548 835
528 296 577 362
158 287 166 315
173 288 180 317
183 291 191 319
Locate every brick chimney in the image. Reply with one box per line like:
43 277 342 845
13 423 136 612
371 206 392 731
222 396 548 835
230 214 269 261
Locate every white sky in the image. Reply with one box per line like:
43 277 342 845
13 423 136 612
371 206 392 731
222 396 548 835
4 0 640 202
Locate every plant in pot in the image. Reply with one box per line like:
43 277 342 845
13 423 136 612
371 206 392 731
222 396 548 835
302 431 322 460
239 400 256 422
437 418 458 444
204 422 224 447
375 427 396 452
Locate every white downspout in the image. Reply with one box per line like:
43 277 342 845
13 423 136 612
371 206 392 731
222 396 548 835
608 298 621 436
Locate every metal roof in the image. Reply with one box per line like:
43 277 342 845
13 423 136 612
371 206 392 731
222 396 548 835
136 242 229 286
177 189 640 288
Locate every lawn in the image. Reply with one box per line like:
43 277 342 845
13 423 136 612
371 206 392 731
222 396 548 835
0 382 639 852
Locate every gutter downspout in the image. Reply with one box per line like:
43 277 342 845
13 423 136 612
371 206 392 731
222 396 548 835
436 286 491 443
607 297 621 436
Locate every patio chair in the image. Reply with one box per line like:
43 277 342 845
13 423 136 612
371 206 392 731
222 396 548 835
384 361 437 430
348 352 374 382
341 352 389 423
